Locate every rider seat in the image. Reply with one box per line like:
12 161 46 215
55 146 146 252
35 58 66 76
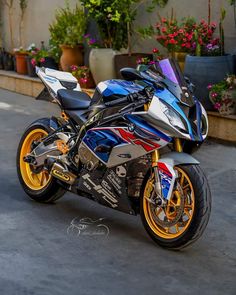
57 89 91 110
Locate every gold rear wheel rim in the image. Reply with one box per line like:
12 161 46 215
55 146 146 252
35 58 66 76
143 167 195 239
19 128 51 191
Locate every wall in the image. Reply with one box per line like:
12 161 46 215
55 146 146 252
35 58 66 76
0 0 78 51
0 0 235 54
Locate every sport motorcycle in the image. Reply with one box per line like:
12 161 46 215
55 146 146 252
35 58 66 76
17 58 211 249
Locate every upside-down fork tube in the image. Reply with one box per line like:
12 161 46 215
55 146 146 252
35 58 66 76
151 148 200 201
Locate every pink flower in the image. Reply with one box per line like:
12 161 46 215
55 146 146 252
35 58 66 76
71 65 78 71
80 78 88 84
214 102 221 110
40 58 45 63
207 84 212 90
31 58 36 67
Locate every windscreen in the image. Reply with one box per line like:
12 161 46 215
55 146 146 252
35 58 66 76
141 58 195 107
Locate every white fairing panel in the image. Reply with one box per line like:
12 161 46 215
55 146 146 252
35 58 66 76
148 95 191 140
36 67 81 98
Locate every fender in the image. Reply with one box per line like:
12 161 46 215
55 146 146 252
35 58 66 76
28 117 62 133
160 151 199 166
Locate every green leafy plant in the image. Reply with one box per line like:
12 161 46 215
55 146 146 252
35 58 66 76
81 0 168 53
29 47 49 67
49 3 87 61
70 65 90 84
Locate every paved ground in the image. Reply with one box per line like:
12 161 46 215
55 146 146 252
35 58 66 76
0 89 235 295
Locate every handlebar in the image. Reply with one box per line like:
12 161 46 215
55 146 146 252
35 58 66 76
105 87 154 107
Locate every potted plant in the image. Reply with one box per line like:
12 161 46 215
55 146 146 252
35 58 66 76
26 43 58 77
81 0 168 82
208 75 236 115
81 0 130 83
113 0 169 78
14 47 28 75
49 3 87 71
70 65 95 89
141 14 197 71
184 3 235 110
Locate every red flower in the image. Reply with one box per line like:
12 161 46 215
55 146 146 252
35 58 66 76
161 18 167 23
152 48 159 53
161 27 167 33
169 39 177 45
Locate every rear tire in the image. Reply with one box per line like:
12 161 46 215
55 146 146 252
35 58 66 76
140 165 211 250
16 118 66 203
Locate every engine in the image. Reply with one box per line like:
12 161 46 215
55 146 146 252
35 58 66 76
78 142 100 171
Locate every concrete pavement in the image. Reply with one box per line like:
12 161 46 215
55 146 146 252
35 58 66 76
0 89 235 295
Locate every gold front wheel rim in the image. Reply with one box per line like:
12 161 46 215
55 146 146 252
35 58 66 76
143 167 195 239
19 128 51 191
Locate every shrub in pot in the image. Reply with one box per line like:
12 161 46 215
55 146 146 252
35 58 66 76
71 65 95 89
49 4 87 72
139 14 197 72
27 44 59 77
184 8 235 110
82 0 168 82
208 75 236 115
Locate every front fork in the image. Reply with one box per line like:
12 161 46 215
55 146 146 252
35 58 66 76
150 139 182 202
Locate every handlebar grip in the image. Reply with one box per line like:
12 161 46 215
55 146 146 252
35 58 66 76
105 96 129 107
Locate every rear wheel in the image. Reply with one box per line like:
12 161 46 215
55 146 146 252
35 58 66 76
140 165 211 249
16 119 65 203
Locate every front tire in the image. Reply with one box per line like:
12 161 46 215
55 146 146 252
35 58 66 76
140 165 211 250
16 118 65 203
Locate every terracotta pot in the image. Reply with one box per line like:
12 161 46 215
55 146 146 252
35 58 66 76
15 52 28 75
89 48 116 84
114 53 153 79
172 52 187 72
60 44 84 72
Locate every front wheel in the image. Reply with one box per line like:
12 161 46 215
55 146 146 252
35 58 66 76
140 165 211 250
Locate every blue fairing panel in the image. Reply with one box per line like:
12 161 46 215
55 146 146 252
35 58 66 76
82 129 125 163
102 80 144 97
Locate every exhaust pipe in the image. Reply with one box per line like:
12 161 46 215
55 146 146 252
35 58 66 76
50 162 76 185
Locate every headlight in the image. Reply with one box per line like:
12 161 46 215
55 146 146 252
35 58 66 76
159 101 186 131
